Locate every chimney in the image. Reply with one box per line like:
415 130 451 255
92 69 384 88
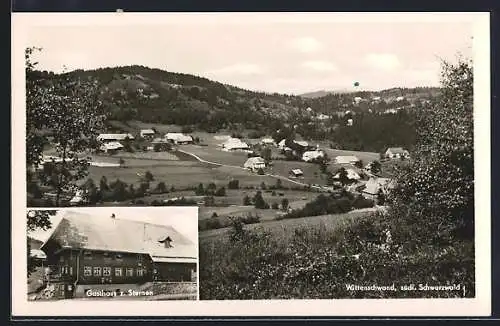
111 213 116 219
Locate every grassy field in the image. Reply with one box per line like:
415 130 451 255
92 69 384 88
180 145 250 166
199 209 373 242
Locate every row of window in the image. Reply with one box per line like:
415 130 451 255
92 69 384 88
82 252 145 262
83 266 146 277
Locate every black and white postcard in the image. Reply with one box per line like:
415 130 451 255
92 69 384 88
12 12 491 317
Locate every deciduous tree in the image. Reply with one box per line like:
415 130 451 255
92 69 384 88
26 47 106 206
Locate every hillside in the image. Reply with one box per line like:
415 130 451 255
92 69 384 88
31 66 440 152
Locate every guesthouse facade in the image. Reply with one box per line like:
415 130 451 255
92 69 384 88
39 212 197 289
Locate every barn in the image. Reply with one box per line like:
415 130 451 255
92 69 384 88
39 212 197 297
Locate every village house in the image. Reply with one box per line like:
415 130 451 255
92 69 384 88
334 155 360 165
260 138 276 146
302 149 325 162
140 129 155 139
165 133 194 145
333 168 361 181
385 147 410 159
316 113 331 121
97 133 135 143
289 168 304 178
99 141 124 154
243 156 266 172
278 139 310 151
361 177 394 200
39 212 197 298
221 138 250 152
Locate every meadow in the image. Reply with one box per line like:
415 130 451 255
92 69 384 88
199 211 475 300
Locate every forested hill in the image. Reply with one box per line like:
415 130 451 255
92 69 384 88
32 65 440 150
60 65 306 133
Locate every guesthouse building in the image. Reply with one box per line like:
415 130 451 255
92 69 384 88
39 212 197 297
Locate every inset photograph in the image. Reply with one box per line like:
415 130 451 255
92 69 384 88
27 207 198 301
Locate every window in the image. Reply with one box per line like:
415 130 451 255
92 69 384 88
103 267 111 276
137 254 144 266
93 267 101 276
69 267 73 275
83 266 92 276
115 253 123 261
59 256 64 263
137 268 144 277
126 268 134 277
115 268 122 277
103 252 111 261
83 251 92 260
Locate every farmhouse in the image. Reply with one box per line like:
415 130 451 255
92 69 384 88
221 138 250 152
99 141 124 154
97 133 135 142
334 168 361 181
261 138 276 146
316 114 331 120
334 155 360 165
278 139 310 150
289 169 304 178
385 147 410 159
140 129 155 138
243 157 266 172
302 150 325 162
39 212 197 298
361 177 393 200
165 133 194 145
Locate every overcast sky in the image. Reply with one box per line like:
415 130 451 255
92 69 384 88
27 207 199 245
23 13 475 94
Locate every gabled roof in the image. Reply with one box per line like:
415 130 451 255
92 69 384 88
362 177 392 195
100 141 124 151
222 138 249 149
41 211 197 259
165 133 193 142
30 249 47 260
97 133 135 141
294 140 309 147
334 168 361 180
386 147 408 154
245 157 265 165
140 129 155 134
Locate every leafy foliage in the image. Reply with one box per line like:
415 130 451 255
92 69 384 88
388 58 474 246
26 47 106 205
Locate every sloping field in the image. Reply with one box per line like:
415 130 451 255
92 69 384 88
199 209 374 242
180 145 250 167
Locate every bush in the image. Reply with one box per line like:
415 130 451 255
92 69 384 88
352 195 375 209
199 212 475 300
215 187 226 197
271 202 279 209
154 182 168 194
243 195 252 206
211 212 218 218
253 191 269 209
228 179 240 189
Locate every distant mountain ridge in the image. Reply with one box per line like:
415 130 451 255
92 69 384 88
33 65 441 134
